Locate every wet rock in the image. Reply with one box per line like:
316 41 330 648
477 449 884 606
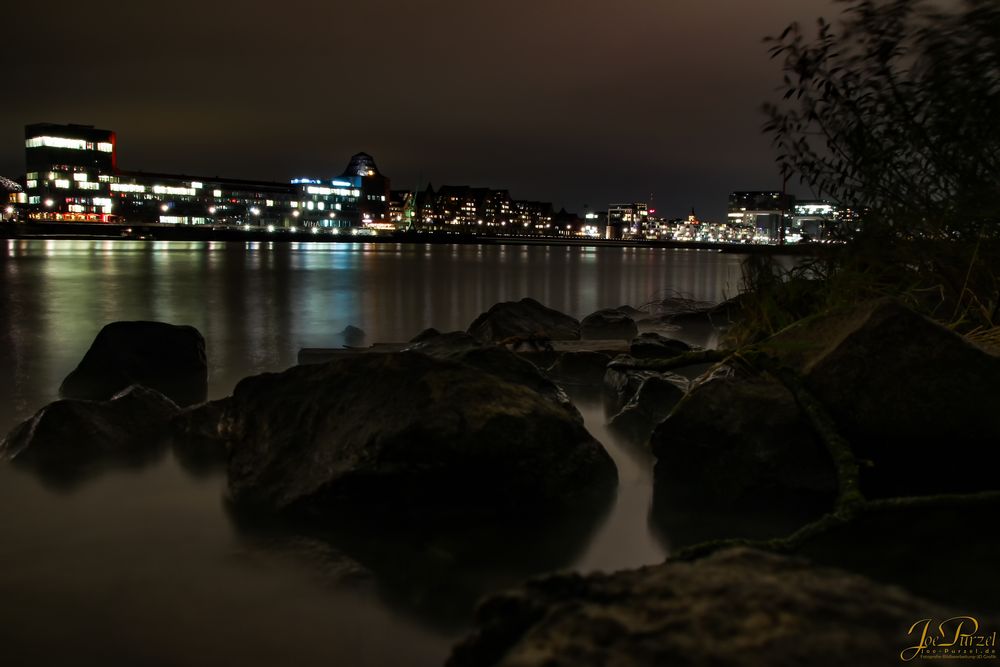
650 364 837 516
224 352 617 518
448 547 964 667
170 398 231 473
545 351 612 391
608 375 686 444
580 309 639 341
602 356 687 414
629 332 692 359
409 327 442 343
0 385 179 486
59 321 207 406
468 298 580 343
405 332 574 415
761 298 1000 497
339 325 366 347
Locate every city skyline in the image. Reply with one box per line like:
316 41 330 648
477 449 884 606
4 0 841 221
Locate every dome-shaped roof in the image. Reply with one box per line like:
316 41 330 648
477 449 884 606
341 153 380 178
0 176 23 193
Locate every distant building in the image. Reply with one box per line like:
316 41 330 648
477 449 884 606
21 122 389 227
608 203 649 239
408 183 556 234
790 200 837 241
727 191 794 243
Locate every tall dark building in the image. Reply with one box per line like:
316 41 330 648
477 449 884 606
25 123 117 175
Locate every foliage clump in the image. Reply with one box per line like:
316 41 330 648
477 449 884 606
744 0 1000 342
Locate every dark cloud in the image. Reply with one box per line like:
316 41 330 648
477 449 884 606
3 0 842 219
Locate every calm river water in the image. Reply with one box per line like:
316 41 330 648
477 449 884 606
0 240 747 666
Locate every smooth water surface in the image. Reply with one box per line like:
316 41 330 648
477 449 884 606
0 240 747 666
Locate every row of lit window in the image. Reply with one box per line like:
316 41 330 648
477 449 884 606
26 136 114 152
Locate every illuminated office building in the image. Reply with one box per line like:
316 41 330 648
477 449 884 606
727 191 794 243
22 123 389 227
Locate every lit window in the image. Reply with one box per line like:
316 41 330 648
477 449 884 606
26 180 37 189
25 136 88 150
97 142 113 153
213 189 222 198
73 173 88 182
78 182 100 190
191 181 203 189
55 179 70 189
111 183 146 193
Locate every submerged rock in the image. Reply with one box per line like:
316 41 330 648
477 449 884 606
224 352 617 518
0 385 179 486
580 309 639 341
468 298 580 343
59 321 207 406
448 547 964 667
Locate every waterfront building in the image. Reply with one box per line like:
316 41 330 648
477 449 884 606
790 200 837 241
727 191 795 243
22 123 389 228
607 203 649 239
407 184 556 234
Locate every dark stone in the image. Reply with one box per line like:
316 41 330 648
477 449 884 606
223 352 617 518
448 548 968 667
405 332 575 416
629 332 692 358
59 321 207 406
170 398 230 473
0 385 179 487
602 356 686 414
650 364 837 517
339 325 366 347
545 351 612 391
467 298 580 343
608 375 686 444
761 298 1000 497
409 327 442 343
580 308 639 341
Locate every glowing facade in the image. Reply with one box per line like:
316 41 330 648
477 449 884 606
22 123 390 227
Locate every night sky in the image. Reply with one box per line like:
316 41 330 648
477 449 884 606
4 0 840 220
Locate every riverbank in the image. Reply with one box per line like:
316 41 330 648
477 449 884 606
0 221 819 255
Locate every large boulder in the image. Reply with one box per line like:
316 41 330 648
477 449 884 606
760 298 1000 497
59 321 208 406
468 298 580 343
448 548 971 667
1 385 179 486
580 309 639 341
651 364 837 514
223 352 617 518
403 331 576 416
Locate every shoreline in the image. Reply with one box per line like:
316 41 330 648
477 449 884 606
0 221 819 255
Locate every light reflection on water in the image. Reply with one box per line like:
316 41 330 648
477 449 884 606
0 240 747 665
